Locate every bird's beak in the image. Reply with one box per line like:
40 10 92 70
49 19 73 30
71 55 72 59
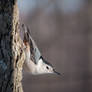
53 69 61 76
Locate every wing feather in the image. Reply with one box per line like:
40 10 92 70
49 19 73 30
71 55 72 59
22 24 41 64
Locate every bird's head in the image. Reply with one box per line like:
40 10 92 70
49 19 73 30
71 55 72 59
36 56 61 75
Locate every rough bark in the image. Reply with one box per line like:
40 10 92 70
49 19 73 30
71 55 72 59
0 0 25 92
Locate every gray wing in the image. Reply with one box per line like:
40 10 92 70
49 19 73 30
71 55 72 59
22 24 41 64
27 27 41 64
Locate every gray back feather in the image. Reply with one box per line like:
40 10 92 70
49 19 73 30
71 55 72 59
27 28 41 64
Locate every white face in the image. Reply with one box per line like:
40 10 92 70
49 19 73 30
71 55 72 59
36 59 54 74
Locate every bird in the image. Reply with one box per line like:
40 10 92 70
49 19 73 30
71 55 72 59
22 24 61 75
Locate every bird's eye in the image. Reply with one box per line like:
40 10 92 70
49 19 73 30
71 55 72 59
46 66 49 69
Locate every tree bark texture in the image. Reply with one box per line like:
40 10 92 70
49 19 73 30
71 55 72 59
0 0 25 92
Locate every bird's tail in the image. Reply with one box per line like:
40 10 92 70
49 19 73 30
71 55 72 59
22 24 31 46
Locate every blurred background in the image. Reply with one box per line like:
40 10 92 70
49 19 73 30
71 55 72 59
18 0 92 92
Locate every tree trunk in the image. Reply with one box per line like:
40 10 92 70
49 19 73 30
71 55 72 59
0 0 25 92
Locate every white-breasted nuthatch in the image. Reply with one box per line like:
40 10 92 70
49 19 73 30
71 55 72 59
22 24 61 75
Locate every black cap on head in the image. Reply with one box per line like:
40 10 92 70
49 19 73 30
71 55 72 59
40 56 53 67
